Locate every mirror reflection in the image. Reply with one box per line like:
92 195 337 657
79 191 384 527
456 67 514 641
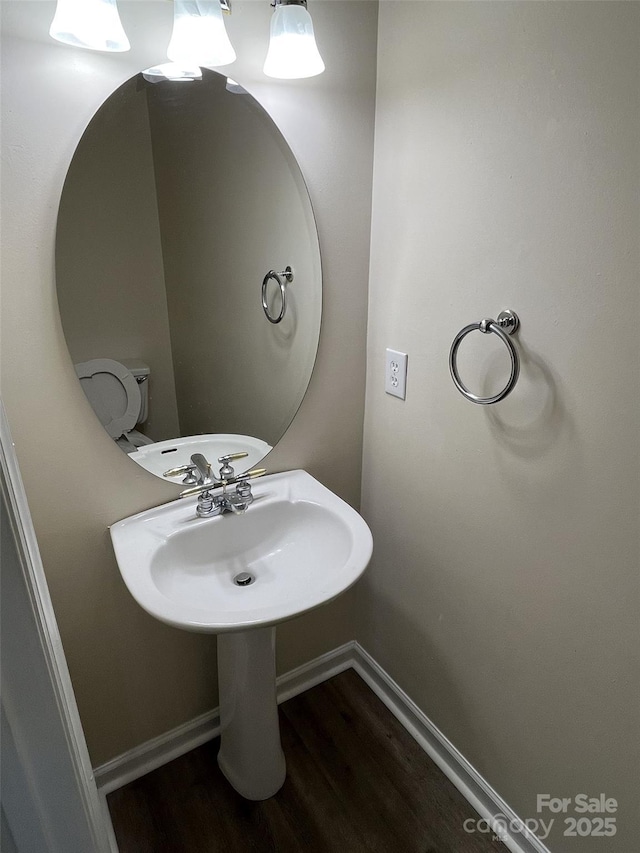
55 69 321 481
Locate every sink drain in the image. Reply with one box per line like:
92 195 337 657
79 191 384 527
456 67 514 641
233 572 255 587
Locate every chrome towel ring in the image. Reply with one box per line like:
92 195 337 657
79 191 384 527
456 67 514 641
449 309 520 405
261 266 293 324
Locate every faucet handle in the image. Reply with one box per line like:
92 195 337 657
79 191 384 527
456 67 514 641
179 482 214 499
230 469 266 514
163 463 198 485
236 468 267 481
234 469 266 499
218 452 249 463
164 463 193 477
218 451 249 480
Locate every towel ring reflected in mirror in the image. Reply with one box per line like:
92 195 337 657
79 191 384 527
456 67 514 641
262 266 294 324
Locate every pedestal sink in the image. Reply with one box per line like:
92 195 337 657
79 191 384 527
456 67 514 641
110 470 373 799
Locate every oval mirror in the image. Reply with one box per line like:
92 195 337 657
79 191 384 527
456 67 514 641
55 69 321 483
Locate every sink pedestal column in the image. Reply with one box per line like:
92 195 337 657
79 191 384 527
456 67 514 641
216 626 286 800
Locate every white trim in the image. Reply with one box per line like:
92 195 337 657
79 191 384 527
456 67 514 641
96 788 123 853
94 638 549 853
95 706 221 795
0 402 112 853
95 641 356 795
351 643 552 853
276 639 356 705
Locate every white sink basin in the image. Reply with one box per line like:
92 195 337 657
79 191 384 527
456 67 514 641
129 433 272 481
110 470 373 633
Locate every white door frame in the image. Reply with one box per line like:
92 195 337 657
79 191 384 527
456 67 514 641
1 400 114 852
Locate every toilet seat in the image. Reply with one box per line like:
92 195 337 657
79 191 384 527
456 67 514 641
75 358 142 440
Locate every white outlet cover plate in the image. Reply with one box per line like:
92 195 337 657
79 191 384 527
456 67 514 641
385 348 408 399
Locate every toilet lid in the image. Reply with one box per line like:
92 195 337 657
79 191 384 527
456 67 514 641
75 358 141 439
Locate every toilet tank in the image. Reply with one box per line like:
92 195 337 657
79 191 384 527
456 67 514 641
122 359 150 424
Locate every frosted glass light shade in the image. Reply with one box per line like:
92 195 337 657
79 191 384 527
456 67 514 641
142 63 203 83
263 3 325 79
49 0 130 52
167 0 236 68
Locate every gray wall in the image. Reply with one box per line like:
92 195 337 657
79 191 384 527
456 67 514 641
360 3 639 851
55 76 181 442
0 0 377 766
147 72 321 445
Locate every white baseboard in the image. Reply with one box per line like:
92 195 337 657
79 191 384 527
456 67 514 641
276 639 356 704
94 641 356 795
95 704 220 795
95 639 550 853
351 643 551 853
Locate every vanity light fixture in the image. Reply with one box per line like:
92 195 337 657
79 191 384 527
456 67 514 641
167 0 236 68
49 0 130 52
263 0 325 80
49 0 325 81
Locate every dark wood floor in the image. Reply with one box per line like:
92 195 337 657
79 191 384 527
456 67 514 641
108 669 505 852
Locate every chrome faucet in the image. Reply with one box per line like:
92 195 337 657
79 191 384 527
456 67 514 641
166 451 266 518
190 453 213 485
164 451 249 486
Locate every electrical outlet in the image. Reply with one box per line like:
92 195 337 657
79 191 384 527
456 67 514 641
385 348 408 399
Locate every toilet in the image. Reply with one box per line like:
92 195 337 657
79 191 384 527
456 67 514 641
74 358 155 453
